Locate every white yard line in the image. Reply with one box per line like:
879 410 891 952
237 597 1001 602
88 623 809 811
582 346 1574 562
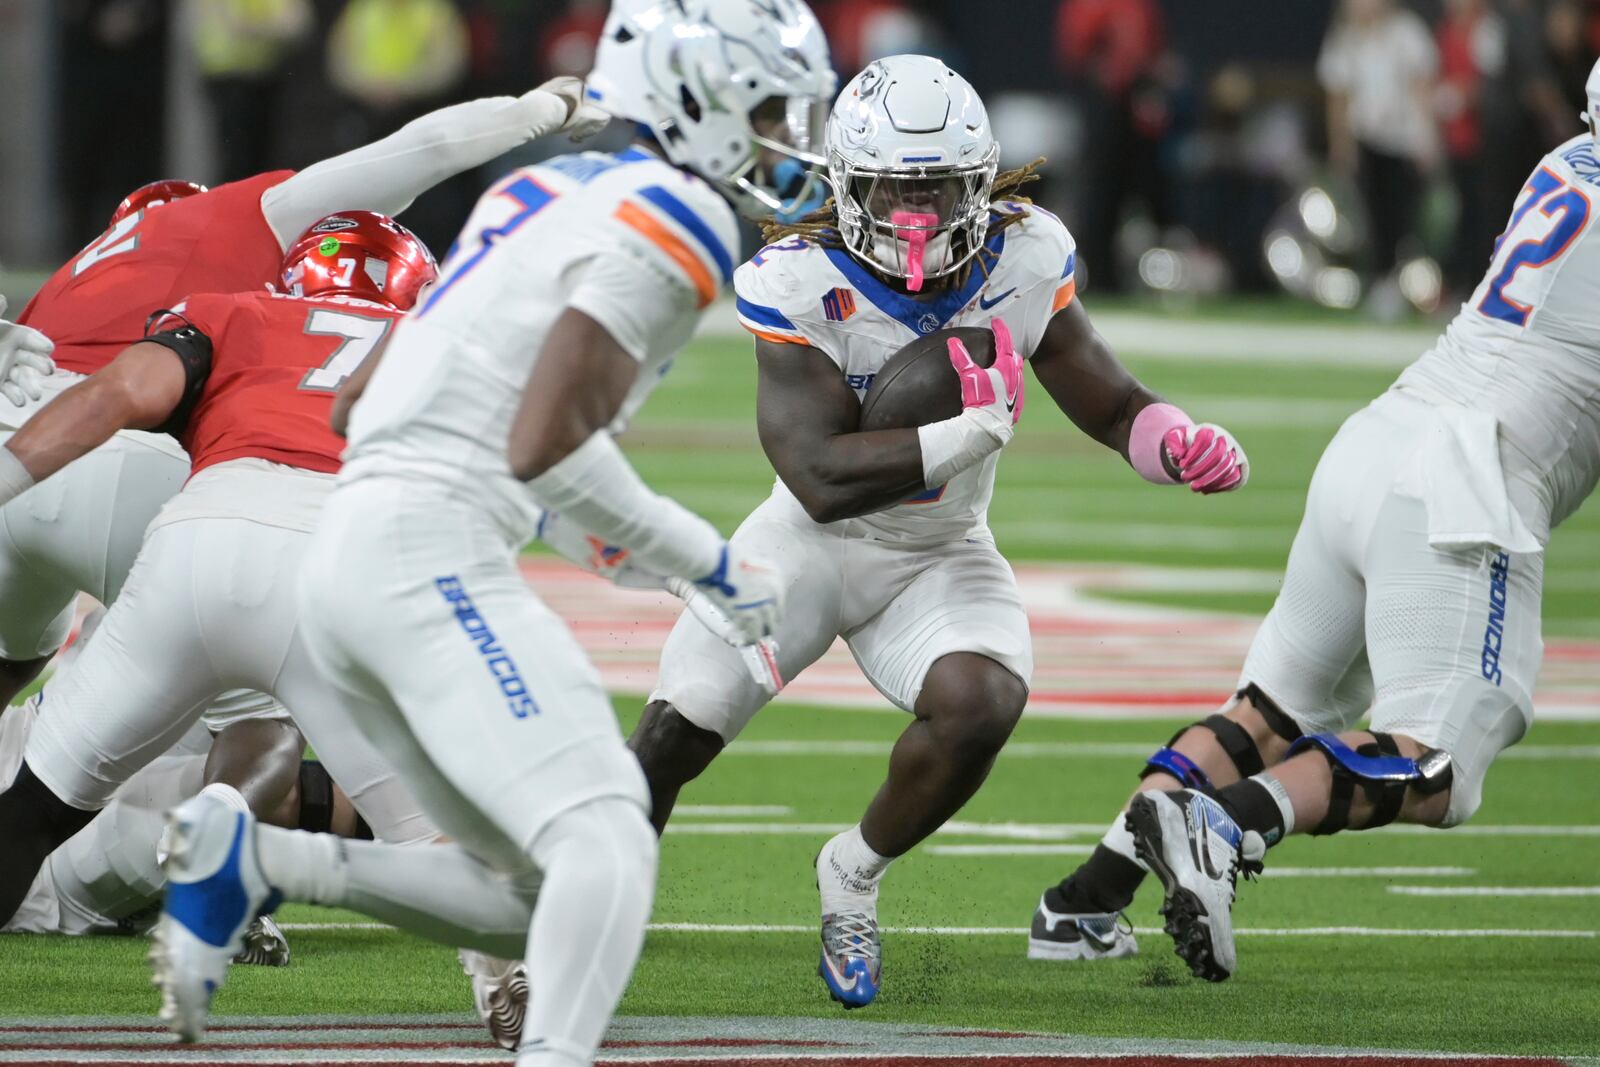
925 844 1095 857
665 817 1600 840
1388 886 1600 897
673 805 794 817
281 921 1596 939
722 740 1600 760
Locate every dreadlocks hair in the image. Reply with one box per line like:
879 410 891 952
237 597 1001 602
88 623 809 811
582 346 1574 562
759 158 1046 286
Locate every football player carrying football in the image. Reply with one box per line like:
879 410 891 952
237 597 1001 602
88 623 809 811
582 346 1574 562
143 3 835 1063
1034 57 1600 986
628 54 1249 1009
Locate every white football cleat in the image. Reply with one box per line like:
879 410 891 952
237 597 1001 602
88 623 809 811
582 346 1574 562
1027 896 1138 961
1126 789 1263 982
149 785 279 1041
460 949 528 1050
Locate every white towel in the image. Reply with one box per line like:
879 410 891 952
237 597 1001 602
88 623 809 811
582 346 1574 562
1418 406 1543 554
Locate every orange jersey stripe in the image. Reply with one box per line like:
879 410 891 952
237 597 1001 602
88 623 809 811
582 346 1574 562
743 324 809 345
613 201 718 308
1052 278 1077 312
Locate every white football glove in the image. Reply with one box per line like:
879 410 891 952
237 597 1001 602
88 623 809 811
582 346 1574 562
533 76 612 141
664 577 784 696
0 296 55 408
690 543 783 648
536 510 785 696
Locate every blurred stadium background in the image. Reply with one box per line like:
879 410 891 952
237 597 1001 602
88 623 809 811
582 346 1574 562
3 0 1599 316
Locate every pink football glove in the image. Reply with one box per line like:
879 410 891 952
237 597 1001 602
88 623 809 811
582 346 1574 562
948 317 1024 431
1162 423 1249 493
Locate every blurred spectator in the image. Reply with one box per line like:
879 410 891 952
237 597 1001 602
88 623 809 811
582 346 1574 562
191 0 313 182
326 0 471 253
1545 1 1600 111
59 0 169 246
1434 0 1504 292
538 0 605 79
817 0 940 76
1483 0 1564 212
1054 0 1177 292
1318 0 1439 286
327 0 469 119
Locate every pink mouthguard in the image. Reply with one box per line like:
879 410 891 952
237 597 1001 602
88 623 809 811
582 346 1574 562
891 210 938 292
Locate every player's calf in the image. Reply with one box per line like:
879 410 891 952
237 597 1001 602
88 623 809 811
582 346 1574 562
202 719 304 823
627 700 726 834
0 761 96 926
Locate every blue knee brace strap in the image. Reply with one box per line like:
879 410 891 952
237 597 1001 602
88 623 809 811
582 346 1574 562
1287 733 1452 834
1141 747 1215 794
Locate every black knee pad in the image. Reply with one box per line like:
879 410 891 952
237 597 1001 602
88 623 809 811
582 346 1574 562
1288 732 1454 834
296 760 335 834
1140 699 1292 793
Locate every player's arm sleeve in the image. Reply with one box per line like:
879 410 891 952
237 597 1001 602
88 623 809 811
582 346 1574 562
139 305 216 436
259 93 575 248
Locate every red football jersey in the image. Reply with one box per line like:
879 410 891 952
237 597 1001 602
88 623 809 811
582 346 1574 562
170 290 402 477
18 171 293 375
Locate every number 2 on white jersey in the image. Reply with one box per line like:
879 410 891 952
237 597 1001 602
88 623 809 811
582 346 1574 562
299 309 393 393
72 214 143 277
1478 167 1592 327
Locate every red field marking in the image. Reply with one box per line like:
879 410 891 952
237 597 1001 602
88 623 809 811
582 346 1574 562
0 1059 1581 1067
509 560 1600 719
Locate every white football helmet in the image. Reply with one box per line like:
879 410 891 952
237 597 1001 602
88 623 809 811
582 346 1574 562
827 55 1000 290
587 0 836 218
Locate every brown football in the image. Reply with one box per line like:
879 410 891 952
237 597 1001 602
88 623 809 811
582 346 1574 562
857 326 997 432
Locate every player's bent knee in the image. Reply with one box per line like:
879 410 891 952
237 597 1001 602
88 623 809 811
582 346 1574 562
918 653 1026 756
628 701 726 789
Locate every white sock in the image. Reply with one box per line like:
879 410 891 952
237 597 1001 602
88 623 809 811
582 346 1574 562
1253 772 1296 839
520 799 657 1066
254 826 533 958
818 825 893 914
1100 812 1148 871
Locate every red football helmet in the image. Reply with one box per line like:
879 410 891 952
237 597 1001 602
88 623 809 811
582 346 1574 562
111 180 208 225
280 211 438 311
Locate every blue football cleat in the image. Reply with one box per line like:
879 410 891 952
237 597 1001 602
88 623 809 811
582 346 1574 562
148 785 280 1041
818 911 881 1008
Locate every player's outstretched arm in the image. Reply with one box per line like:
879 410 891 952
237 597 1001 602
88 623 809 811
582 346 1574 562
0 341 187 506
754 339 927 524
1031 300 1247 493
259 78 607 249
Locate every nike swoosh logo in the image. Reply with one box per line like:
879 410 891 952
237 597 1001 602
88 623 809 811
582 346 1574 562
978 287 1016 310
824 956 859 992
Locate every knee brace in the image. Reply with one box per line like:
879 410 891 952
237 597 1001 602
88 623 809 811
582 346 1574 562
1140 687 1303 795
1287 732 1454 834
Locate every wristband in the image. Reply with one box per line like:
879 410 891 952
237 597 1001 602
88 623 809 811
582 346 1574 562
0 446 34 508
1129 402 1190 485
917 409 1005 487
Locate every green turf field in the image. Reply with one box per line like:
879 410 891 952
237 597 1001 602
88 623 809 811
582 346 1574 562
1 298 1596 1057
3 701 1597 1054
